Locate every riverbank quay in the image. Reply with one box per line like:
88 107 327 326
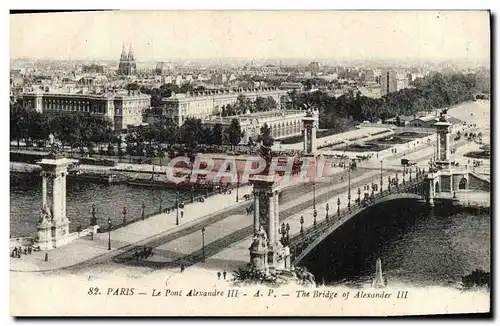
9 182 254 272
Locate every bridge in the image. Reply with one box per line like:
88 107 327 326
288 170 427 265
285 167 490 265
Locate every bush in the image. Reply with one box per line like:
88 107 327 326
79 157 116 167
232 266 278 285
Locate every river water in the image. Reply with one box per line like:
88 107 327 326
10 173 197 237
300 199 490 287
10 174 490 287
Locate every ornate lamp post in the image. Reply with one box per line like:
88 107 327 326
313 209 317 227
201 227 206 262
90 203 97 226
337 198 340 216
300 215 304 235
325 203 329 221
122 206 127 224
90 203 97 240
107 217 112 250
312 181 316 210
347 169 351 211
141 201 146 220
176 190 180 226
236 176 240 203
380 160 383 193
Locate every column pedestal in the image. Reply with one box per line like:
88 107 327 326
36 157 75 250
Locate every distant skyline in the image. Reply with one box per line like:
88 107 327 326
10 11 490 63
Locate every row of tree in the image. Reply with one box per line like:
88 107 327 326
219 95 277 117
10 100 255 157
288 72 482 132
10 101 115 154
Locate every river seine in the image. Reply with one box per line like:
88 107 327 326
301 199 490 287
10 173 196 237
10 174 490 287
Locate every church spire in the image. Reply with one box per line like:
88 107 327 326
128 44 134 61
120 42 128 60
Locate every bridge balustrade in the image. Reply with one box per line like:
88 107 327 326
289 177 425 261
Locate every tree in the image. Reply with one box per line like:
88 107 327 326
212 123 224 145
224 119 243 150
235 94 253 114
179 118 202 154
10 101 28 148
254 96 277 112
200 125 214 145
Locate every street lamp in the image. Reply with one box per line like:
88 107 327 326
286 223 290 244
380 160 383 193
176 190 180 226
236 176 240 203
300 215 304 234
312 181 316 210
90 203 97 226
347 169 351 211
337 198 340 216
325 203 329 222
141 201 146 220
107 217 112 250
201 227 206 262
313 209 317 227
122 206 127 224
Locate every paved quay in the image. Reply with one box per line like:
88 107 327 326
10 184 254 272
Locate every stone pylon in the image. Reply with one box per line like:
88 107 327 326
249 175 281 272
36 156 75 250
302 109 319 157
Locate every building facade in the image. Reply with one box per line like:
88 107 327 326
202 110 309 144
161 87 288 125
22 90 150 130
117 44 137 76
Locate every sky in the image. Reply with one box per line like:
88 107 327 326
10 10 490 63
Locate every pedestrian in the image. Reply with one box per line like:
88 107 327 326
217 271 221 280
28 247 32 255
23 248 27 255
180 264 185 273
223 271 227 280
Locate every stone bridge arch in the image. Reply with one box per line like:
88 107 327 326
292 193 423 265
